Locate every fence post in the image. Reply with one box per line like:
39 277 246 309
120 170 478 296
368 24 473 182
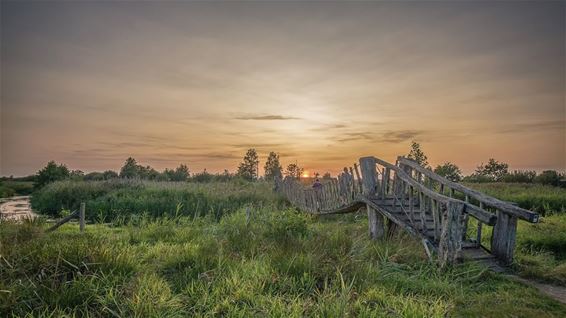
359 157 385 240
438 201 465 267
79 202 86 233
491 210 517 265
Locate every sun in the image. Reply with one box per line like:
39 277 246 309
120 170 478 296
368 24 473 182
302 171 309 178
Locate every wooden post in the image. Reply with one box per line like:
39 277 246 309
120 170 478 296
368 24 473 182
438 201 465 267
359 157 385 240
79 202 86 232
491 210 518 265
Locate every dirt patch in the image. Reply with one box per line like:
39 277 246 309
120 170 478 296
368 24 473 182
506 275 566 304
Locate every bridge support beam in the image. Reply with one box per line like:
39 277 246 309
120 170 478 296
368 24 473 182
360 157 385 240
491 210 517 265
438 201 465 267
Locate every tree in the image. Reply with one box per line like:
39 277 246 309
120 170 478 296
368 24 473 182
407 141 429 167
237 149 259 181
264 152 283 181
285 163 303 180
166 164 190 181
474 158 508 182
434 162 462 182
535 170 561 186
322 172 332 180
35 161 70 188
102 170 118 180
502 170 536 183
120 157 139 178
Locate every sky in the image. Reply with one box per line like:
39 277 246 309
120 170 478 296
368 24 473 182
1 1 565 177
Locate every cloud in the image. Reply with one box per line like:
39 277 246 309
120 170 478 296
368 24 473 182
497 120 565 134
234 114 300 120
309 123 347 131
336 131 375 142
380 130 424 143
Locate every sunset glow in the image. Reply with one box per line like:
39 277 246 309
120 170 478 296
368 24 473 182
1 1 564 176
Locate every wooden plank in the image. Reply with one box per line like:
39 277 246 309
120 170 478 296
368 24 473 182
47 209 80 232
397 157 539 223
79 202 85 233
438 201 465 267
359 157 385 239
353 163 363 194
491 210 518 265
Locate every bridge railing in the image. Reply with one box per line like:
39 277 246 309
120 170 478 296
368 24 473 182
276 165 364 214
396 157 539 264
361 156 480 265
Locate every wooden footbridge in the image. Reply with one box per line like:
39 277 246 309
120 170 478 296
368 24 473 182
275 156 539 267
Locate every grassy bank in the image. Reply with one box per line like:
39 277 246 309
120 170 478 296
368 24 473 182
31 180 286 222
2 209 565 317
464 182 566 216
0 181 34 198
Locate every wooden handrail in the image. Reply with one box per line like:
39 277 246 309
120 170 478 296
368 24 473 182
368 157 496 225
397 157 539 223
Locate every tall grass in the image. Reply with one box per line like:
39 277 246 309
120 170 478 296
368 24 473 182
2 208 564 317
31 179 287 222
464 182 566 215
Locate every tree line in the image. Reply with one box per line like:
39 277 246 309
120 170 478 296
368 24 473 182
14 149 309 189
407 141 565 187
4 143 563 189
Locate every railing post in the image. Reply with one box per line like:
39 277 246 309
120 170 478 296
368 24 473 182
79 202 86 233
359 157 385 240
491 210 518 265
438 201 465 267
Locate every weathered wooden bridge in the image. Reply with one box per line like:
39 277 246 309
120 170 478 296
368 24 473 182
276 156 539 268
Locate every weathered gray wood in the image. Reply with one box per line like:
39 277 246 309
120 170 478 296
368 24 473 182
353 163 363 194
47 209 79 232
398 158 539 223
360 157 385 239
491 209 518 265
419 191 427 232
438 201 465 267
79 202 85 233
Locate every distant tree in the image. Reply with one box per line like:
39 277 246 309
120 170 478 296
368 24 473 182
474 158 509 182
191 169 213 183
264 152 283 181
285 163 303 180
102 170 119 180
84 172 104 181
237 149 260 181
434 162 462 182
502 170 536 183
120 157 139 178
407 141 429 167
70 170 84 181
535 170 561 186
322 172 332 180
168 164 190 181
139 165 160 180
35 161 70 188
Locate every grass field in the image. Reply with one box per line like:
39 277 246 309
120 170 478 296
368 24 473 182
465 182 566 216
31 179 286 222
2 180 566 316
0 181 34 198
2 209 565 317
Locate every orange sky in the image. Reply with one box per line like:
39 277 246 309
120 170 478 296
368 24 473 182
1 2 565 176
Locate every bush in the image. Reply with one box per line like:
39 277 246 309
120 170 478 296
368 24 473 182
535 170 563 187
501 170 536 183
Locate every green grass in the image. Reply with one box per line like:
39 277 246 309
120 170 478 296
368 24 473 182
31 179 286 222
1 209 565 317
0 181 34 198
464 182 566 216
